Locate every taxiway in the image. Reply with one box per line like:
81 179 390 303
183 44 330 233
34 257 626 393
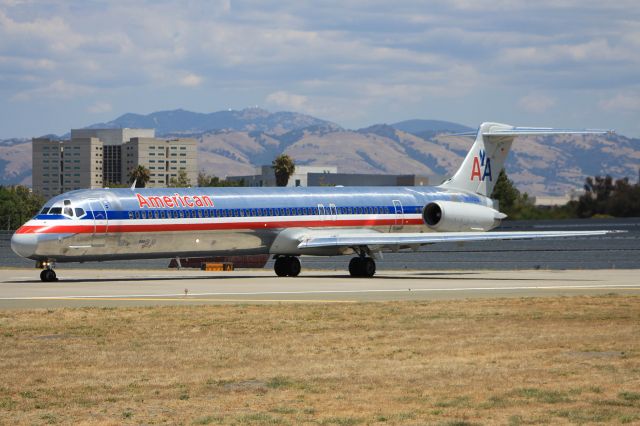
0 268 638 308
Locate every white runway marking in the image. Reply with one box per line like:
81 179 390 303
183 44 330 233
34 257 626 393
2 283 639 300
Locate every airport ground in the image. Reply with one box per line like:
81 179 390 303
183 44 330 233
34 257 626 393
0 294 638 424
1 217 639 423
0 268 639 308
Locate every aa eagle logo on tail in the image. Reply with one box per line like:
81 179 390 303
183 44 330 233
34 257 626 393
471 149 492 182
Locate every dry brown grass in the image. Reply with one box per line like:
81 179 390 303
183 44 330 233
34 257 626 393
0 296 639 425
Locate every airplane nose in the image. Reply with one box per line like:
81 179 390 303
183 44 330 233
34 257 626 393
11 232 38 259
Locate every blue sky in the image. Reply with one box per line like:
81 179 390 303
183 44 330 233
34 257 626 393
1 0 639 138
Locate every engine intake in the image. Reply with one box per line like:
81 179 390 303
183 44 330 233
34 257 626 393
422 201 505 232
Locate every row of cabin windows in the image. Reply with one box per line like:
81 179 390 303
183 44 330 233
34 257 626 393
127 205 395 220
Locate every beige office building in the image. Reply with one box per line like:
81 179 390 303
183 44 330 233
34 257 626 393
32 137 104 199
32 128 198 198
122 137 198 187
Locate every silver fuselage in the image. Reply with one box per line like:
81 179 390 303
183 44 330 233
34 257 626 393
11 186 490 262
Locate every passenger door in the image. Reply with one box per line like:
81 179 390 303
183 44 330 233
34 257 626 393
392 200 404 231
89 199 108 247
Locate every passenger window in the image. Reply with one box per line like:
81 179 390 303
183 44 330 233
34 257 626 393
128 211 134 219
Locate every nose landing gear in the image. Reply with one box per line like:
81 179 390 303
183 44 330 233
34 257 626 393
37 260 58 282
40 269 57 282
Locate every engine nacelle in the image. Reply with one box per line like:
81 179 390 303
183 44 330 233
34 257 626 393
422 201 506 232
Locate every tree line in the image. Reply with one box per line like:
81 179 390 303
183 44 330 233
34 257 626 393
491 170 640 220
0 185 45 231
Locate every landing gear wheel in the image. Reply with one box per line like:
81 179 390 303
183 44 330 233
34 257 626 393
348 258 361 276
40 269 57 282
287 256 301 277
349 257 376 278
274 257 288 277
274 256 301 277
362 257 376 278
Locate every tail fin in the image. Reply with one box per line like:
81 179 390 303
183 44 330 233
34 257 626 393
439 122 612 196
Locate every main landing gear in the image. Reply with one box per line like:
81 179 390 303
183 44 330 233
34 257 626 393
272 255 376 278
274 256 301 277
349 256 376 278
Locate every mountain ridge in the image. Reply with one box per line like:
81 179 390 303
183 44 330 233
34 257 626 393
1 108 638 196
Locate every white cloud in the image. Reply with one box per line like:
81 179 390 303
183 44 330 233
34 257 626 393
1 1 640 136
11 80 93 102
266 91 309 110
518 93 556 113
179 73 204 87
599 93 640 112
88 101 112 114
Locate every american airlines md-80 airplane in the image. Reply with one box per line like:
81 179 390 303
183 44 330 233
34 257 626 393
12 122 616 281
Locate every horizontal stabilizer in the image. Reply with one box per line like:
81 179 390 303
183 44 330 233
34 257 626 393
483 127 614 136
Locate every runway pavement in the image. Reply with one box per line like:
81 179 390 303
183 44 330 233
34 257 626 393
0 268 638 308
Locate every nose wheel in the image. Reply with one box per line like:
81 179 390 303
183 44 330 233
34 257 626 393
274 256 301 277
349 257 376 277
40 269 57 282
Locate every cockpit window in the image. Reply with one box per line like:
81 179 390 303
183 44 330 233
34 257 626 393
49 207 62 215
40 207 50 215
75 208 85 217
63 207 73 217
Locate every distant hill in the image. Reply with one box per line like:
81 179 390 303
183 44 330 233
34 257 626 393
86 107 340 136
1 109 639 196
0 138 31 186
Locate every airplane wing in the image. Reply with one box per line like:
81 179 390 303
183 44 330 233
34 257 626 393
297 230 620 251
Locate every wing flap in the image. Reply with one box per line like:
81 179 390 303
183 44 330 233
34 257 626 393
297 230 618 250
